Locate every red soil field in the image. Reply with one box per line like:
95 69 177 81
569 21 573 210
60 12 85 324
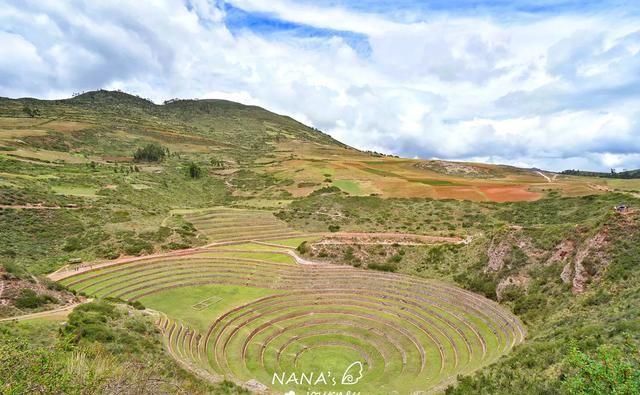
478 186 541 202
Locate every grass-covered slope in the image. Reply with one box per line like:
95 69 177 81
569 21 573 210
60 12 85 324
0 300 247 394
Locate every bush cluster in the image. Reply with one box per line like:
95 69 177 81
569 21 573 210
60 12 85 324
133 143 166 162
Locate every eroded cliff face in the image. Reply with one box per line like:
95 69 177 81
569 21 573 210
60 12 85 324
560 231 610 293
485 211 637 299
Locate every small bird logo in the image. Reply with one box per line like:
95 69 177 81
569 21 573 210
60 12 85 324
341 361 364 385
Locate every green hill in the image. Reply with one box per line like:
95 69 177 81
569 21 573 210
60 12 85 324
0 89 347 164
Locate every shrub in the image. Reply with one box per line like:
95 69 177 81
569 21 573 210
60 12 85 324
42 277 67 292
297 241 309 254
328 224 341 232
2 261 29 279
122 238 153 255
368 262 398 272
343 246 355 261
310 186 342 196
188 162 202 179
210 158 225 168
454 271 498 300
14 289 58 309
22 105 40 117
562 345 640 394
62 237 83 252
128 300 145 310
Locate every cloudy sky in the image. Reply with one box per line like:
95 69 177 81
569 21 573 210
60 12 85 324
2 0 640 171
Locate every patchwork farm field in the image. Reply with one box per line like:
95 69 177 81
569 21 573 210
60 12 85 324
0 106 619 204
54 208 525 394
260 141 615 202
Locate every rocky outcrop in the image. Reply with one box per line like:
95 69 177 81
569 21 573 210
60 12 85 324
487 230 544 272
571 232 609 293
487 239 512 271
557 230 609 293
487 225 613 296
547 239 575 266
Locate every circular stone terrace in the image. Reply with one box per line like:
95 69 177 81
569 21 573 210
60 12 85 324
53 208 525 393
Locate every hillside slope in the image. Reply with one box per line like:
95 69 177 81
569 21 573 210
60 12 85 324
0 89 346 164
1 90 639 394
3 90 638 202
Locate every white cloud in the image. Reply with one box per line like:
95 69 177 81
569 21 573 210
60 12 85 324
1 0 639 171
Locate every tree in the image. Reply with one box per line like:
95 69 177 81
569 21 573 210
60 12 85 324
22 104 40 117
133 143 166 162
188 162 202 179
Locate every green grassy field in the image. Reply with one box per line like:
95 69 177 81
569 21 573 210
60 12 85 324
332 179 364 195
140 284 279 332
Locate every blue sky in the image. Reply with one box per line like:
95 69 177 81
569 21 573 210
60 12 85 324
2 0 640 171
236 0 636 17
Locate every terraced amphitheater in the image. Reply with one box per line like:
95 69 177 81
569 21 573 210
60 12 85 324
56 236 525 394
183 208 306 243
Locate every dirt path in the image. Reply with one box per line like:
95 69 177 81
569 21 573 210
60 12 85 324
50 238 260 281
0 204 82 210
535 171 553 183
160 213 173 227
0 301 88 323
49 230 468 282
2 155 63 167
326 232 465 244
588 183 613 192
249 241 323 265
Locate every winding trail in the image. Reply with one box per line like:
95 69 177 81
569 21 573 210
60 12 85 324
0 301 88 323
322 232 465 244
49 247 206 282
51 230 463 282
50 240 324 283
536 171 558 182
250 241 322 265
